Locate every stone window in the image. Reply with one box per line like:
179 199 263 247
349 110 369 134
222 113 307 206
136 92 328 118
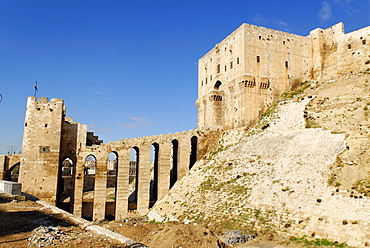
225 65 227 72
348 44 352 49
39 146 50 153
260 81 270 89
230 61 233 69
257 56 260 63
216 64 221 74
205 77 208 84
45 124 48 127
259 36 261 40
363 40 367 45
210 75 212 80
237 57 239 64
285 61 289 68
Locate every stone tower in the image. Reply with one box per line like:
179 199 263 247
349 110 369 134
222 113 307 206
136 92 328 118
19 97 65 204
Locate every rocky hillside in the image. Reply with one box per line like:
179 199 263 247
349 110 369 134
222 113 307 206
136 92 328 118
150 70 370 247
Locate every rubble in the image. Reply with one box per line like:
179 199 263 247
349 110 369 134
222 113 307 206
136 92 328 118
223 230 255 245
27 226 72 247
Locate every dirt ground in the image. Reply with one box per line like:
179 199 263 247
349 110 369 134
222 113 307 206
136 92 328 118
100 217 304 248
0 194 127 248
0 194 316 248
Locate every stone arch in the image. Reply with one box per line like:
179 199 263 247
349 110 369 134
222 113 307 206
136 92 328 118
189 136 198 169
106 151 118 220
6 162 20 182
59 157 74 211
170 139 179 188
214 80 222 90
150 143 159 207
129 147 139 210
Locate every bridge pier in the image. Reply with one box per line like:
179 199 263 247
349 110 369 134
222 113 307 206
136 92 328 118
137 146 151 215
93 157 107 221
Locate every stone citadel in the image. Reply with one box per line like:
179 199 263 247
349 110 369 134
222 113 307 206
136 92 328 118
1 22 370 227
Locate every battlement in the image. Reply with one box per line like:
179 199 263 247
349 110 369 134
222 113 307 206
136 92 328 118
27 96 64 105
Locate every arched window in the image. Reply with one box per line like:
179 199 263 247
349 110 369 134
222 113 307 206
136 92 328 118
214 81 222 90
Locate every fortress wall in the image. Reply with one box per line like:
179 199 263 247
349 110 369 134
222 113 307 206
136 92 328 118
309 23 370 80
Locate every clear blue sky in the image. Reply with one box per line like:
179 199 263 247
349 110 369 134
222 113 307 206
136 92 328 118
1 0 369 155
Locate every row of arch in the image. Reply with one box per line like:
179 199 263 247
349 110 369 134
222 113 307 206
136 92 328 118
59 136 198 220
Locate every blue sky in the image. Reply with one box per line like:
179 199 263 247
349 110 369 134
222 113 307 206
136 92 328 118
1 0 370 155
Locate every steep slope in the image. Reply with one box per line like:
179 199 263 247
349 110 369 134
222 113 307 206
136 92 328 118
305 70 370 193
150 71 370 247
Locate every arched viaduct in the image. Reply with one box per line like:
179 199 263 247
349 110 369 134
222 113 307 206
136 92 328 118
62 128 221 221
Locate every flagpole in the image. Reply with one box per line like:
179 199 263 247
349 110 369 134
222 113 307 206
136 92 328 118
34 81 38 97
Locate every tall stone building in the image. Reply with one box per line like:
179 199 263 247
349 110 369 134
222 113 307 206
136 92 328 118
20 97 66 204
196 22 370 129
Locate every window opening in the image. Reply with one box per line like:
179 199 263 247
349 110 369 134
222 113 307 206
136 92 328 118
214 81 222 90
